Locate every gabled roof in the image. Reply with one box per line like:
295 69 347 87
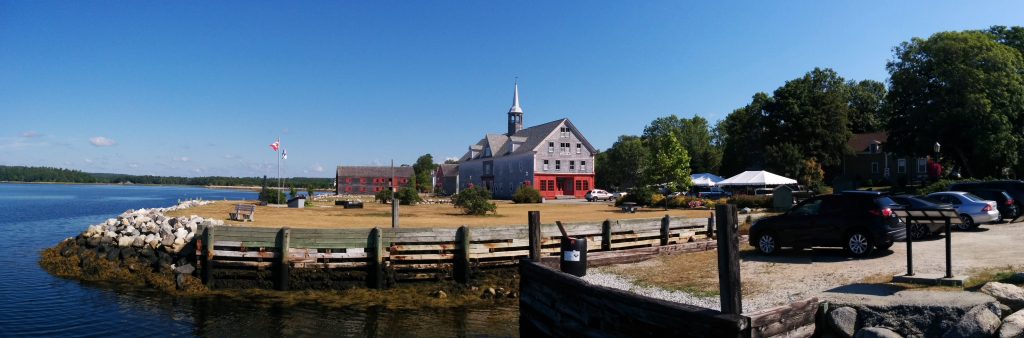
848 132 887 153
437 164 459 177
336 166 414 178
460 118 598 161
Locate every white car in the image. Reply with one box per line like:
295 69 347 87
585 189 614 202
612 191 628 200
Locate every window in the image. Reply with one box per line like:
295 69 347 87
543 160 549 171
583 181 589 190
560 142 570 153
560 127 570 138
548 180 555 191
576 143 581 154
360 187 366 193
548 142 554 153
576 180 582 191
897 159 907 174
345 187 352 193
871 162 879 174
345 177 352 184
483 147 491 157
360 178 366 184
569 160 575 171
555 160 561 171
869 143 880 154
581 161 587 172
791 198 823 216
917 158 926 173
375 187 382 192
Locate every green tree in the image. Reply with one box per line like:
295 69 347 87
847 79 888 133
764 143 804 180
799 157 826 193
595 135 650 190
451 186 497 215
412 154 437 192
288 185 297 200
717 93 771 176
396 187 422 205
988 25 1024 56
763 67 852 173
679 115 722 174
643 132 692 191
886 30 1024 177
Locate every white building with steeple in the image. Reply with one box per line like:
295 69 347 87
457 81 597 200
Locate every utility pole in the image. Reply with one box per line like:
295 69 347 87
391 159 399 228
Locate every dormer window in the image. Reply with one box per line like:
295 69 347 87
869 143 880 154
484 147 492 157
560 127 571 138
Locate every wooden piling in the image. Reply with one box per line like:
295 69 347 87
660 215 671 246
275 227 291 291
601 219 612 251
367 227 384 289
707 212 715 240
716 204 742 315
454 225 471 283
202 225 215 287
528 211 541 261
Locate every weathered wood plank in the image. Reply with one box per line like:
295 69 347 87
212 260 273 268
213 250 278 259
291 262 366 269
389 253 454 261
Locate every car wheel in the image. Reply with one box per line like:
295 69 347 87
910 222 929 240
755 232 779 255
845 230 874 257
957 214 974 231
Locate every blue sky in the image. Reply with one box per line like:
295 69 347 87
1 1 1021 178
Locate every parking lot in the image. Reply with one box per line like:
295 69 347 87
740 219 1024 306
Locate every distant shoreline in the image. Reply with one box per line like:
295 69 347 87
0 181 324 192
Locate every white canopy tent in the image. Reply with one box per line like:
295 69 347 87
717 170 797 186
690 173 724 187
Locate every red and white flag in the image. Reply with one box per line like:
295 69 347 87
269 139 280 151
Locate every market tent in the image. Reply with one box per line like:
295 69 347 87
690 173 724 187
717 170 797 186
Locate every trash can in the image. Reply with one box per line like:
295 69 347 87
559 237 587 277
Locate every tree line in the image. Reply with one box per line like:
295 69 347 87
597 25 1024 191
0 165 335 189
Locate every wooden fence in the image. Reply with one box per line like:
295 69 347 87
195 213 756 289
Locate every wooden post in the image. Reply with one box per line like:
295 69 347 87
660 215 671 246
202 225 215 287
528 211 541 261
944 217 953 279
367 227 385 289
391 196 399 228
707 213 715 240
905 215 914 276
601 219 612 251
275 227 291 291
716 204 742 315
455 226 471 283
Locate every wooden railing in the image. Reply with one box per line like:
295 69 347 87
195 213 774 289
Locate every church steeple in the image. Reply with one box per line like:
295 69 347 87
507 79 523 135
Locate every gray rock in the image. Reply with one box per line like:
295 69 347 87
431 290 447 299
823 289 1000 337
855 327 902 338
132 236 145 248
87 236 101 247
830 306 859 338
106 247 120 261
161 234 174 246
943 305 1001 338
175 273 186 290
100 236 113 245
1000 309 1024 338
173 263 195 275
982 282 1024 312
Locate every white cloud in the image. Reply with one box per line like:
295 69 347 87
84 158 94 164
89 136 116 147
128 163 140 168
192 168 203 173
223 154 239 160
20 131 42 138
311 163 325 172
174 156 190 162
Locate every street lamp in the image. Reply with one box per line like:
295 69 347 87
933 142 941 182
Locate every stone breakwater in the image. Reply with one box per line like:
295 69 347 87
65 200 222 285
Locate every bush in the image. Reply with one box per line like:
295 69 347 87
259 187 285 204
452 187 497 215
615 186 656 206
396 187 423 205
374 189 393 204
727 195 773 209
512 186 542 204
915 178 982 195
650 194 666 207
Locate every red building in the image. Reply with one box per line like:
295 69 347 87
335 166 414 195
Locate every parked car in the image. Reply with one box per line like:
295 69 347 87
949 180 1024 220
753 188 774 197
951 188 1018 221
925 192 1000 230
585 189 614 202
888 195 954 239
697 187 732 199
612 191 628 199
748 191 906 257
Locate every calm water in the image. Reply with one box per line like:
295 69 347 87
0 183 517 337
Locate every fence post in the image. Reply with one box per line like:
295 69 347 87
275 227 291 291
367 227 385 289
528 211 541 261
455 225 471 283
601 219 612 251
202 225 215 287
660 215 671 246
707 212 715 240
716 204 742 315
905 216 914 276
945 217 953 279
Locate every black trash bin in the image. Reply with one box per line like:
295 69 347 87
559 237 587 277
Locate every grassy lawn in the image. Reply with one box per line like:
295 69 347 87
597 244 765 297
166 199 718 229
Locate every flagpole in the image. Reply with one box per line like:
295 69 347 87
277 138 281 199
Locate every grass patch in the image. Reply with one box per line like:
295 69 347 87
965 265 1023 290
600 246 765 298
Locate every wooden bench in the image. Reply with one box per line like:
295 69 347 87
229 204 256 222
620 202 638 213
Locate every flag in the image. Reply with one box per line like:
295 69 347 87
269 139 280 151
282 148 288 160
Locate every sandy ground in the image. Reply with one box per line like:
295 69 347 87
588 220 1024 312
165 199 717 228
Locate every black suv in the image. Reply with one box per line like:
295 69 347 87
749 191 905 257
949 181 1024 220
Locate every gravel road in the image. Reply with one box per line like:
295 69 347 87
584 220 1024 312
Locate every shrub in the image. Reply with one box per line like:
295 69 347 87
512 186 542 204
452 187 497 215
650 194 666 207
615 186 656 206
915 178 982 195
667 196 689 208
396 187 423 205
727 195 773 209
258 187 285 204
374 189 393 204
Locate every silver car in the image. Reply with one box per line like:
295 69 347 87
926 192 1000 230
